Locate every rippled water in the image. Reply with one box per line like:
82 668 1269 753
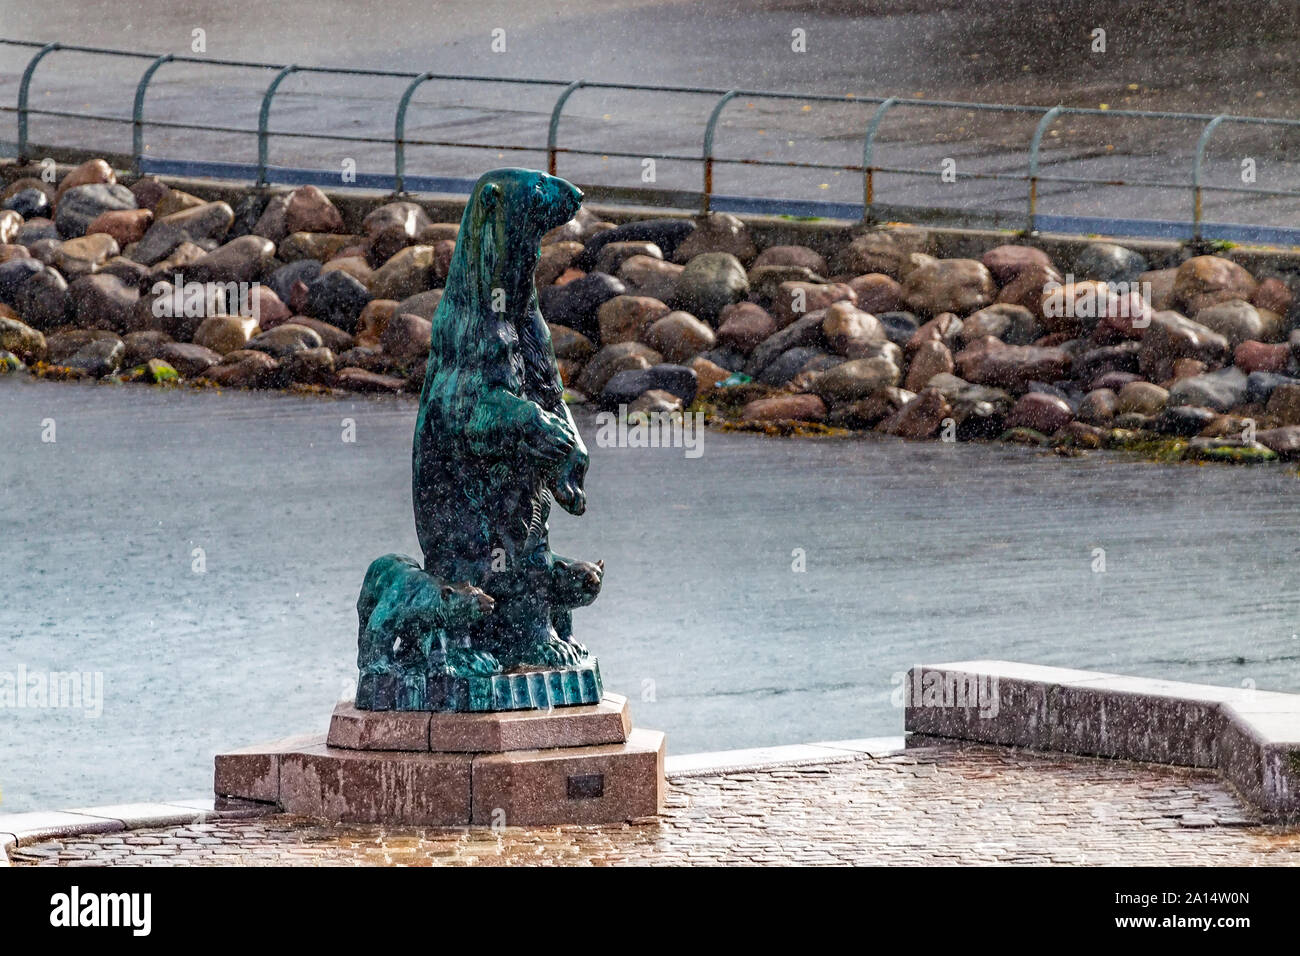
2 376 1300 811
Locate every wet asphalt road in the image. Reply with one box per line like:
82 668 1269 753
1 1 1300 227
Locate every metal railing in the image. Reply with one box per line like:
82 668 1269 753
4 37 1300 245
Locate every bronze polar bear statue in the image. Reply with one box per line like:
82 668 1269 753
413 168 604 674
354 167 604 712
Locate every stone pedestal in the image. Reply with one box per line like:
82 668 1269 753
214 694 665 826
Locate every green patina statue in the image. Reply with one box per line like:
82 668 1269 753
355 168 605 712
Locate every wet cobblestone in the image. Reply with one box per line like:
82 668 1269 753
11 745 1300 866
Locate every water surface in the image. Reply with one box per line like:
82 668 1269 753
1 377 1299 810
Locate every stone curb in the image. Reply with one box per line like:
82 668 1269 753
0 798 271 866
664 737 906 777
904 661 1300 821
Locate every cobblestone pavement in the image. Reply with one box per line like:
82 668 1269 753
12 745 1300 866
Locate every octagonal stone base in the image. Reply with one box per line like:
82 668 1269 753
215 694 665 826
328 694 633 752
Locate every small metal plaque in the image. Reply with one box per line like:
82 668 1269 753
567 773 605 799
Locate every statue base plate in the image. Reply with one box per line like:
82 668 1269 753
355 660 604 712
214 693 665 826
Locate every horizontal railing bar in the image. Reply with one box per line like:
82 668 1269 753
10 108 133 124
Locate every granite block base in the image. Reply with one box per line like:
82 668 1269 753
215 693 665 826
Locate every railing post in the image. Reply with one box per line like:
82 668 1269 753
861 97 898 222
394 71 435 194
1192 114 1229 243
701 90 740 215
257 64 300 187
132 53 174 177
17 42 61 164
1026 105 1064 233
547 80 586 177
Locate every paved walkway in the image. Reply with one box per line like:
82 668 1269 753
11 744 1300 866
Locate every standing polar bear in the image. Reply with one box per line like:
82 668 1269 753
412 168 603 675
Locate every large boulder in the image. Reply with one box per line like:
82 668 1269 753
186 235 277 285
757 346 830 386
595 241 662 276
981 245 1053 285
55 159 115 200
671 212 755 264
85 208 152 247
55 183 136 239
0 315 46 362
278 232 356 263
536 241 585 286
1234 340 1290 374
1266 383 1300 425
848 273 903 314
1137 310 1230 381
539 272 625 343
959 303 1039 345
13 266 69 330
670 252 748 323
379 312 432 365
1115 381 1169 415
955 339 1071 390
596 295 671 345
820 301 885 355
1193 299 1272 347
193 315 259 355
575 341 662 396
810 356 901 404
62 335 125 377
877 387 952 439
202 349 283 388
157 341 221 377
741 393 828 423
282 346 336 385
1005 392 1072 433
1072 243 1147 284
0 257 43 306
616 255 683 302
904 340 954 392
131 201 234 265
743 311 827 378
645 311 715 363
68 273 139 332
575 218 696 270
599 363 697 409
362 201 431 242
769 281 856 329
902 258 996 316
3 188 50 220
284 185 345 234
830 226 928 279
752 244 827 275
1173 256 1257 315
246 323 323 359
304 270 371 333
368 244 440 301
716 302 777 353
1167 366 1249 413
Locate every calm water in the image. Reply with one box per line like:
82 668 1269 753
2 377 1300 811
